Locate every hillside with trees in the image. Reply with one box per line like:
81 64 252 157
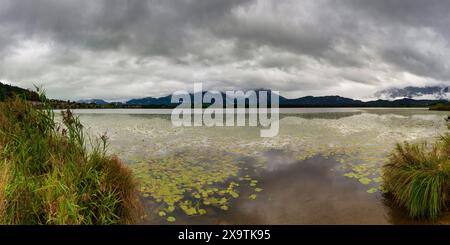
0 82 40 101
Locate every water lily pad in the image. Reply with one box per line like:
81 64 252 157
167 216 176 222
229 191 239 199
249 194 257 200
373 177 383 183
166 205 175 213
358 177 371 185
343 172 357 178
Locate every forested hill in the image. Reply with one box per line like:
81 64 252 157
0 82 40 101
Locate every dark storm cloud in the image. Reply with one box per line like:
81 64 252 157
346 0 450 28
0 0 251 55
0 0 449 100
383 45 450 81
343 0 450 82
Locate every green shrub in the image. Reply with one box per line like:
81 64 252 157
0 95 142 224
383 136 450 219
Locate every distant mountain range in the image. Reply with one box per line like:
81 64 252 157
2 81 447 108
79 89 447 108
278 95 445 107
126 96 172 106
375 86 450 100
76 99 109 105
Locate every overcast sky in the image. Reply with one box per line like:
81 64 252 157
1 0 450 101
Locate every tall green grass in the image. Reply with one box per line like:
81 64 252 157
383 136 450 219
0 94 142 224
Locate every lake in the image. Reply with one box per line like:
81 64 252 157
61 108 450 224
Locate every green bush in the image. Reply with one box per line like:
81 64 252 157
383 136 450 219
0 95 142 224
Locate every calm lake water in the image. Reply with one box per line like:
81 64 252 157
61 108 450 224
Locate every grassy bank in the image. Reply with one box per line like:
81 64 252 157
429 103 450 111
0 95 142 224
383 136 450 219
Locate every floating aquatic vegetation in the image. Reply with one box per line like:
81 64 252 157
373 177 383 183
131 149 266 221
358 177 372 185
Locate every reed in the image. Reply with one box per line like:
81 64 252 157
0 94 142 224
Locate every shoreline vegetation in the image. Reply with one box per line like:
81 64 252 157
0 93 142 224
383 136 450 220
429 103 450 111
